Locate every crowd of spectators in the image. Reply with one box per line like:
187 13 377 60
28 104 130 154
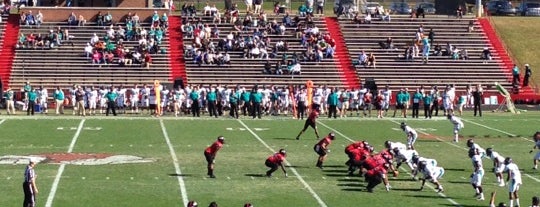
78 11 168 68
180 2 336 76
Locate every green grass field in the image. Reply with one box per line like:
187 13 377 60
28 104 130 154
1 111 539 207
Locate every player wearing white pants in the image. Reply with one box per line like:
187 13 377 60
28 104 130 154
504 158 522 207
470 148 485 200
88 87 98 115
99 87 108 114
401 122 418 150
38 87 48 113
130 86 140 113
419 161 444 192
486 148 506 186
448 114 464 142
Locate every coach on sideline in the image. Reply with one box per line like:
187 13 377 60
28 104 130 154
23 159 38 207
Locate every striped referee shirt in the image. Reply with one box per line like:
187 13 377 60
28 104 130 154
24 165 35 183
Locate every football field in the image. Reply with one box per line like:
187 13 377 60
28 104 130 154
0 111 539 207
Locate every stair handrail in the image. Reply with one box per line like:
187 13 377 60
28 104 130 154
484 9 538 94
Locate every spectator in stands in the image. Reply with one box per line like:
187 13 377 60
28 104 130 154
451 46 460 60
35 33 44 49
34 10 43 28
212 9 221 24
25 11 36 27
77 14 86 26
245 0 253 13
92 50 102 66
404 44 414 61
428 28 434 45
96 11 104 27
432 44 442 56
460 49 469 60
283 12 293 27
512 64 520 86
299 4 308 17
152 11 160 27
104 11 113 26
104 51 114 64
482 47 492 63
144 52 152 69
26 33 35 48
382 9 391 22
367 53 376 68
523 64 532 87
416 6 425 18
316 0 325 14
456 6 463 18
84 43 93 59
0 2 10 15
203 3 212 16
263 60 272 74
132 12 141 26
17 33 26 49
20 11 27 25
254 0 263 14
365 13 372 24
358 50 368 67
67 12 77 26
444 42 452 56
468 20 474 32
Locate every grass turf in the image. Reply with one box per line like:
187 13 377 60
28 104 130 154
0 111 539 207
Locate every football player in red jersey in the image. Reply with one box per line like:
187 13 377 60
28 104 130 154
204 136 225 178
265 149 288 177
295 108 320 140
365 163 391 192
314 132 336 169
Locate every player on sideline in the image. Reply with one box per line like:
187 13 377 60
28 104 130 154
417 160 445 192
265 149 288 177
486 148 506 187
530 131 540 170
504 157 522 207
470 147 485 200
295 108 320 140
400 122 418 150
204 136 225 178
447 114 464 142
314 132 336 169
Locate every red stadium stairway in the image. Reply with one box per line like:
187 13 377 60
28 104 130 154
168 15 187 84
0 14 20 88
324 17 361 89
478 18 538 101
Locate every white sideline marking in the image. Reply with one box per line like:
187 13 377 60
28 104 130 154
524 174 540 183
317 121 463 207
160 119 189 207
0 119 5 125
45 119 85 207
237 120 328 207
462 119 534 143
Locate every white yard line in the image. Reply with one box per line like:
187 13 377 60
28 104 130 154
462 119 534 143
159 119 189 207
45 119 85 207
317 120 463 207
237 120 328 207
0 119 6 125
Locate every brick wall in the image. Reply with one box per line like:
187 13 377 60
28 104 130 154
20 7 168 23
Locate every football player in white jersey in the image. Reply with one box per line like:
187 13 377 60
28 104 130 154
393 147 418 170
470 147 485 200
99 86 108 114
141 84 150 114
467 139 487 158
382 86 391 114
448 114 464 142
349 88 359 116
418 160 445 192
70 85 78 115
385 140 407 154
130 85 140 114
504 157 522 207
411 155 438 180
38 86 48 114
400 122 418 150
530 131 540 170
486 148 506 187
116 86 126 114
88 86 98 115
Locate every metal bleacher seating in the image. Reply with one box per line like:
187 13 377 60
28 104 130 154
182 13 346 89
8 19 170 90
339 14 512 92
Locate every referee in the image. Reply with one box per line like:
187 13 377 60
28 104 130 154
23 159 38 207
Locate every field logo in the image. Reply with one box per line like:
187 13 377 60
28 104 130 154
0 153 155 165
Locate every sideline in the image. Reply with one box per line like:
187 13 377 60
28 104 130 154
160 119 189 207
45 119 85 207
237 119 328 207
0 119 6 125
317 120 463 207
